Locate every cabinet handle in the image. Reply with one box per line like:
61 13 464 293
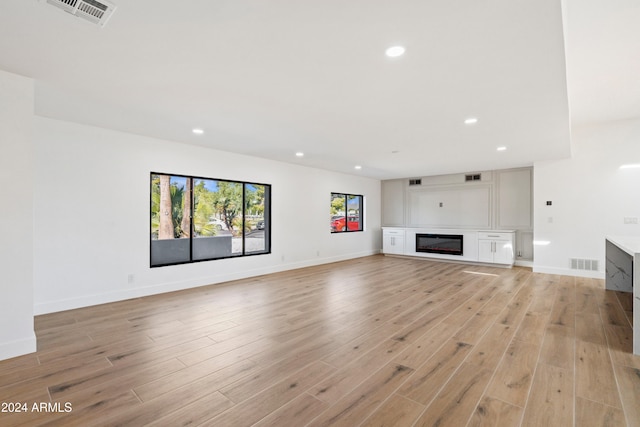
487 235 500 238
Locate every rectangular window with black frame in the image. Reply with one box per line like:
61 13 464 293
150 172 271 267
330 193 364 233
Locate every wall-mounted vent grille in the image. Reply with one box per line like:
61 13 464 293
465 174 481 182
43 0 117 26
409 179 422 186
570 258 599 271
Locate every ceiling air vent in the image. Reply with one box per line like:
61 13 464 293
465 173 481 182
43 0 117 27
409 178 422 186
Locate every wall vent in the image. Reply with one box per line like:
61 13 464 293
42 0 117 26
465 173 481 182
409 178 422 186
569 258 599 271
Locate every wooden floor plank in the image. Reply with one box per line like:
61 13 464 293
413 362 493 427
576 341 622 408
210 361 335 426
359 394 425 427
306 362 415 427
251 393 329 427
521 363 573 427
485 339 540 408
467 396 523 427
538 325 575 371
613 364 640 427
575 397 627 427
397 338 473 405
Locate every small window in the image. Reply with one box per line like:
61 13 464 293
330 193 364 233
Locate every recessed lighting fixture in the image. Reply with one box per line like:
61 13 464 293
295 152 304 157
619 163 640 169
385 46 405 58
192 128 204 135
464 118 478 125
354 165 362 170
497 146 507 151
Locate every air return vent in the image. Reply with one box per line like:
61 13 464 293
465 174 481 182
43 0 117 26
570 258 599 271
409 178 422 186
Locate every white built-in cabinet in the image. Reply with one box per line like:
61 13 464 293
382 228 515 266
477 231 515 265
382 228 405 255
381 166 532 263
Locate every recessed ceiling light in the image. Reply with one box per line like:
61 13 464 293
620 163 640 169
464 118 478 125
497 146 507 151
295 152 304 157
354 165 362 170
192 128 204 135
385 46 405 58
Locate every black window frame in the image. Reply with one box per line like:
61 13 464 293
330 192 364 233
150 172 271 267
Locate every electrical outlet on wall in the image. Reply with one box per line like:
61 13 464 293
623 217 638 224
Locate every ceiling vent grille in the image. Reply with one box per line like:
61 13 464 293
465 173 481 182
43 0 117 26
409 178 422 186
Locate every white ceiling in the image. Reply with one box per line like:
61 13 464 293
0 0 637 180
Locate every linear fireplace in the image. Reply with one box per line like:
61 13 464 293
416 233 463 256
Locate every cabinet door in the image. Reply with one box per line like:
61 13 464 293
494 240 515 264
383 235 404 255
478 240 494 262
383 235 394 254
390 237 404 254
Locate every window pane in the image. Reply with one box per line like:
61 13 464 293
211 181 244 256
192 178 233 260
150 174 191 266
347 195 363 231
245 184 270 254
330 193 346 232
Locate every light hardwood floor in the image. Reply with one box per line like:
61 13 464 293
1 255 638 426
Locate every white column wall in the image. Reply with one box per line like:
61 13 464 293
533 118 640 277
0 70 36 360
33 117 382 314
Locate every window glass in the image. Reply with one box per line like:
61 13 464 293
150 174 191 265
151 173 271 266
330 193 364 233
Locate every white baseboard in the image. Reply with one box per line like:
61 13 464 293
0 333 37 362
34 250 379 315
533 265 605 279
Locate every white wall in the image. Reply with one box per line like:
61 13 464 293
33 117 381 314
534 118 640 277
0 70 36 359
